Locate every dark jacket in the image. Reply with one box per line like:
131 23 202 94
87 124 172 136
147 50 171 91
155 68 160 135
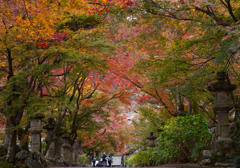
102 154 107 161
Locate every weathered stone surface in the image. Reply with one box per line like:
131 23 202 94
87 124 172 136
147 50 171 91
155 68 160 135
55 131 64 159
208 71 236 141
15 150 81 168
202 150 212 158
147 132 157 148
207 71 239 165
62 133 71 161
214 162 234 167
29 115 44 153
16 150 30 160
212 139 237 155
199 159 211 165
211 139 239 164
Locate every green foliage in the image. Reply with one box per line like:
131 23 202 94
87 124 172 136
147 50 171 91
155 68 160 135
79 153 88 165
125 148 160 167
130 105 168 151
57 14 101 31
128 114 211 166
156 114 211 163
234 156 240 168
108 152 114 157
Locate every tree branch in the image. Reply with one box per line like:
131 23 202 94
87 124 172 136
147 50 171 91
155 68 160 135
225 0 239 22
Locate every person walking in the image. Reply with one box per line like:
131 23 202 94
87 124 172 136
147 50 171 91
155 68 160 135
108 155 112 167
102 152 108 166
92 151 96 167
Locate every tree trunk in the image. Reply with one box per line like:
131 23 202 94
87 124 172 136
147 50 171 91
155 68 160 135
18 124 30 151
6 129 17 163
3 118 10 147
20 134 29 151
234 105 239 122
188 101 192 114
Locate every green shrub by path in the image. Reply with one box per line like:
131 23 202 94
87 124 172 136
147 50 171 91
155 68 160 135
156 114 211 163
125 148 161 167
126 114 211 167
0 161 28 168
79 153 88 165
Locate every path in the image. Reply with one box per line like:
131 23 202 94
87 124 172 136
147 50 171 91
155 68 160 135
47 164 236 168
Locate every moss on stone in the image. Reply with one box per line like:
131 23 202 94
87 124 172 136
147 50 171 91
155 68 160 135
0 161 28 168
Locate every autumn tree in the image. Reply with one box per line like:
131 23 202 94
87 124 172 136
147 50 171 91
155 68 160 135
0 0 125 163
104 0 240 122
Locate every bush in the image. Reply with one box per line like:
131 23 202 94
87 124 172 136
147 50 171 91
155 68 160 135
234 156 240 168
79 153 88 165
125 148 161 167
156 114 211 163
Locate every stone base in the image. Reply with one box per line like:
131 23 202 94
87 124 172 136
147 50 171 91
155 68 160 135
199 159 211 166
212 139 239 164
13 150 82 168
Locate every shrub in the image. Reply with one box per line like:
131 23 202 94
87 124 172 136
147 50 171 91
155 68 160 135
125 148 160 167
234 156 240 168
156 114 211 163
79 153 88 165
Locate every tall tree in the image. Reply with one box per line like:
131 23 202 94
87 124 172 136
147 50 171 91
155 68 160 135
0 0 119 162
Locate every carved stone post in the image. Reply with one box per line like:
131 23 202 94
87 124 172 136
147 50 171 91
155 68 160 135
43 117 57 158
147 132 157 148
74 140 80 164
62 134 70 161
207 71 236 141
28 114 45 153
55 130 64 159
208 71 238 163
69 146 74 161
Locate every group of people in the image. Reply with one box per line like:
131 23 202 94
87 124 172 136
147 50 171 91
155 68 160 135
92 151 113 167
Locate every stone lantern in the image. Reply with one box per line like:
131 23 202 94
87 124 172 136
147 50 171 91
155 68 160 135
28 113 45 153
207 71 238 163
62 133 71 161
207 71 236 141
55 129 64 159
43 117 57 158
147 132 157 148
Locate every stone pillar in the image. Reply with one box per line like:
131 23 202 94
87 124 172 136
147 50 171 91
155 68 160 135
74 140 80 164
43 117 57 158
207 71 236 141
208 71 238 163
62 134 71 161
147 132 157 148
28 114 45 153
69 146 74 161
55 130 64 159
